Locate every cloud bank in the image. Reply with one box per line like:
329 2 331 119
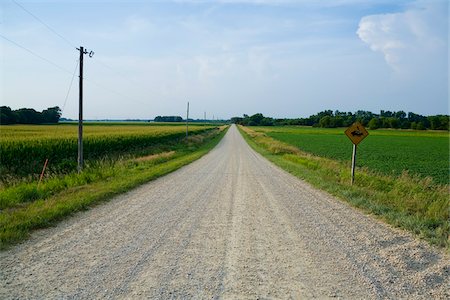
357 0 448 75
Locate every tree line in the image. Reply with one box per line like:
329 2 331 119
0 106 62 124
154 116 184 122
232 110 449 130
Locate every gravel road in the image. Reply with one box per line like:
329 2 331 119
1 125 449 299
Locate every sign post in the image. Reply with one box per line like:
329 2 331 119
351 144 357 185
344 122 369 185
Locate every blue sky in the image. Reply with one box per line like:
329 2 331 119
1 0 448 119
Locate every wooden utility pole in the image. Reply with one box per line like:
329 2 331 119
77 46 93 172
186 101 189 138
78 46 85 172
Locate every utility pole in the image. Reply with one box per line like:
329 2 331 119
204 111 206 122
77 46 94 172
186 101 189 138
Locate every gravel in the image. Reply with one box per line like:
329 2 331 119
1 124 448 299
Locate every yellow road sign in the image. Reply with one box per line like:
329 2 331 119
345 122 369 145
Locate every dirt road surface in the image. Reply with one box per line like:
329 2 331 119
1 125 449 299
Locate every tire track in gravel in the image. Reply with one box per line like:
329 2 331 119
1 125 448 299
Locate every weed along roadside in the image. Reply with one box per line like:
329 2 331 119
238 125 449 249
0 126 229 249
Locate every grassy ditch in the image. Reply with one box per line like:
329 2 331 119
239 125 449 249
0 126 228 249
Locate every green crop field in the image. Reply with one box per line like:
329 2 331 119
253 126 449 185
0 123 215 183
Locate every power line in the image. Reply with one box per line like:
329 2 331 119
61 59 79 115
12 0 151 96
1 33 146 108
12 0 75 49
5 1 154 114
13 0 149 95
0 34 72 74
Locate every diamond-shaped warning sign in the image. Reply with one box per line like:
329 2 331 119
345 122 369 145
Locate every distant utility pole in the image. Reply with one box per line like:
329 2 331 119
204 111 206 122
77 46 94 172
186 101 189 138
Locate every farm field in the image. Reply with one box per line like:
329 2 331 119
0 123 215 182
253 126 449 185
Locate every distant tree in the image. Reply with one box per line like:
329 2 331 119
0 106 61 124
232 113 274 126
319 116 332 128
380 110 393 118
154 116 183 122
0 106 16 124
249 113 265 125
333 116 344 127
343 113 355 127
355 110 373 125
368 118 380 129
260 117 274 126
230 117 243 124
399 119 411 129
15 108 40 124
42 106 61 123
416 121 426 130
427 115 449 130
387 117 399 128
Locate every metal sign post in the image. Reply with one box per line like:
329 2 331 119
351 144 357 185
344 122 369 185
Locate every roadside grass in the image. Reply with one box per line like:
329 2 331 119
239 126 449 249
0 127 228 249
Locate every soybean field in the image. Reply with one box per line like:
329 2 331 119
253 126 449 185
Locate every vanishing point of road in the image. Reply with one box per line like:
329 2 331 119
1 125 449 299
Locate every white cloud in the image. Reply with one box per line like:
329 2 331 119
356 0 447 73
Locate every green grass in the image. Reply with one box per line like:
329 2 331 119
254 126 449 185
0 127 228 249
239 126 449 249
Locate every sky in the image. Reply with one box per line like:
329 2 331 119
0 0 448 120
